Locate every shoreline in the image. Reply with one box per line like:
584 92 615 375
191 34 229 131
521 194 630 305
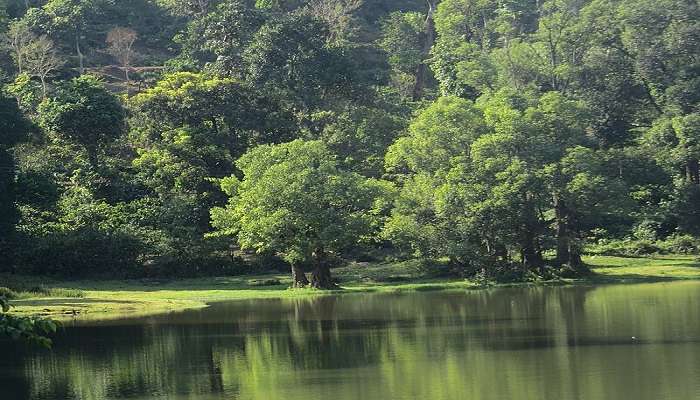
5 255 699 322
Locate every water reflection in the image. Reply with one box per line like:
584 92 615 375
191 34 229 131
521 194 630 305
2 282 700 400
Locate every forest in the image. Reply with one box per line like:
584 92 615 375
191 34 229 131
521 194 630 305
0 0 699 295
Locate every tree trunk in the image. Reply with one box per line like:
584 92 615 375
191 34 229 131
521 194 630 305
521 196 543 269
124 67 130 96
554 193 570 264
412 0 436 101
311 262 334 289
39 76 47 98
291 264 309 288
554 194 584 271
87 146 99 170
76 36 84 75
310 249 336 290
686 159 699 185
521 236 542 270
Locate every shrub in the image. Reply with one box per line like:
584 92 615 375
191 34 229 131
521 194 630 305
15 228 145 277
587 235 700 257
659 235 700 254
0 287 19 300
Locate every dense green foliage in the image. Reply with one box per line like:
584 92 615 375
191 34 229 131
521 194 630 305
0 0 698 289
211 140 390 288
0 292 57 347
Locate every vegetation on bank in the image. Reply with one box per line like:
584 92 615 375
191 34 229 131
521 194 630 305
4 255 699 322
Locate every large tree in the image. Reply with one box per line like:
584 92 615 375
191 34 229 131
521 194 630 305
211 140 389 288
384 96 491 267
129 72 295 231
243 12 378 113
22 0 108 73
38 75 125 169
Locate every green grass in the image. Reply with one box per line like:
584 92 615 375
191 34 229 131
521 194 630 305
583 254 700 282
3 255 699 322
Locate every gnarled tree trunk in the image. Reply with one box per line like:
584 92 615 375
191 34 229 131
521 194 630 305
291 264 309 288
310 249 336 289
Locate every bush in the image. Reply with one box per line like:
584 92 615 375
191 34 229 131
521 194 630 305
587 234 700 257
25 286 84 298
659 235 700 254
0 287 19 300
471 261 528 284
15 228 145 278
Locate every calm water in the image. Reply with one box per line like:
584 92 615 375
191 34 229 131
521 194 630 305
2 281 700 400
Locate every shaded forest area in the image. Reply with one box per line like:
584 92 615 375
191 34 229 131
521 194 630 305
1 0 699 289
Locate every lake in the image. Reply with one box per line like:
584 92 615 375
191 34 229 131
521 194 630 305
2 281 699 400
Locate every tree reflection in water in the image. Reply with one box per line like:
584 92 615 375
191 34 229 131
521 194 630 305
2 282 700 400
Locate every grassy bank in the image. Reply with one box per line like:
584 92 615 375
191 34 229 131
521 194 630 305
3 255 699 322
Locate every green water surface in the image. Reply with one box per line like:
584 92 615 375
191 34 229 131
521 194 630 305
2 281 699 400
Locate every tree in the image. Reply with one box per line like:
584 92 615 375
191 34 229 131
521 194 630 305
430 0 501 98
27 0 108 74
0 92 30 270
177 0 265 76
305 0 363 44
617 0 699 115
3 19 34 74
211 140 389 289
379 11 425 99
384 97 492 268
243 12 376 113
129 72 295 235
105 26 138 93
568 0 657 147
385 89 629 274
475 89 623 271
317 104 407 177
411 0 436 100
23 35 62 97
547 146 633 267
385 96 488 176
38 75 125 168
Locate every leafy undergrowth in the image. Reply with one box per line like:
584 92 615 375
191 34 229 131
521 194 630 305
3 255 699 322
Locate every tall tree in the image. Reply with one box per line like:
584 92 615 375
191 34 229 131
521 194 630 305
38 75 125 169
384 96 492 267
211 140 389 288
243 12 378 113
23 35 62 97
305 0 363 44
23 0 108 73
3 19 34 74
105 26 138 93
411 0 436 100
129 72 295 233
379 11 425 99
